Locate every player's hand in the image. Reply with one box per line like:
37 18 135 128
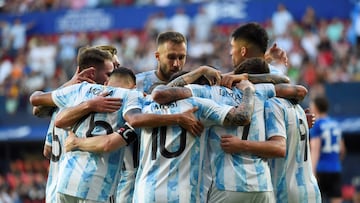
88 92 122 113
178 107 204 136
305 108 316 128
43 144 52 159
221 74 248 89
65 131 79 152
201 66 222 86
65 66 96 86
235 80 255 92
33 105 56 118
220 135 242 153
264 43 288 67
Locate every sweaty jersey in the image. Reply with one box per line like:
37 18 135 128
265 97 321 203
133 97 233 203
310 117 342 172
136 70 166 95
45 109 67 203
51 82 143 202
188 83 275 192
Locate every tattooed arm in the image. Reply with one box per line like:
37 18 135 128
221 73 290 88
248 73 290 84
167 65 221 87
275 84 308 103
151 85 193 104
223 80 255 126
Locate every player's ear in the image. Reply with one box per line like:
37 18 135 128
155 51 160 60
241 46 247 57
85 67 96 81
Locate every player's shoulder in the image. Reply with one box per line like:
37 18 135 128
136 70 155 78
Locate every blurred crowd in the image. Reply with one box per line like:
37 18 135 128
0 0 209 14
1 3 359 115
0 2 360 202
0 159 48 203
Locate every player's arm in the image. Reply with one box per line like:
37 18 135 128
221 98 286 157
65 107 205 153
55 93 122 129
223 80 255 126
248 73 290 84
151 85 193 104
221 135 286 158
125 108 204 136
29 91 56 107
264 43 288 66
340 137 346 160
310 136 321 174
221 73 290 88
65 128 128 153
275 84 308 103
62 67 96 87
167 65 221 87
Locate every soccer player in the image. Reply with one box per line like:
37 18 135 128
30 45 120 203
135 31 222 94
265 97 321 203
133 77 256 203
116 31 221 203
310 95 346 203
55 67 204 203
30 47 125 202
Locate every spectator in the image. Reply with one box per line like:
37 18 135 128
57 31 78 79
9 18 34 57
272 3 293 37
169 7 191 38
192 5 213 42
301 6 317 31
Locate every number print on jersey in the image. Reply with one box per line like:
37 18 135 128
322 128 341 153
151 126 187 160
72 113 113 138
299 119 308 162
51 127 61 162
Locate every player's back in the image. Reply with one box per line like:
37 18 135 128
53 82 143 202
266 97 321 203
134 97 232 203
45 109 67 203
311 117 342 172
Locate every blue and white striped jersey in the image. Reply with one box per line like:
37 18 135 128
133 97 233 203
265 97 321 203
136 70 165 95
118 70 162 203
309 117 342 172
51 82 143 202
116 132 140 203
188 83 275 192
45 109 67 203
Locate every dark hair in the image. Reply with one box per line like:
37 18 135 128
231 22 269 54
156 31 187 46
234 57 269 74
77 47 113 72
110 66 136 85
313 96 329 113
